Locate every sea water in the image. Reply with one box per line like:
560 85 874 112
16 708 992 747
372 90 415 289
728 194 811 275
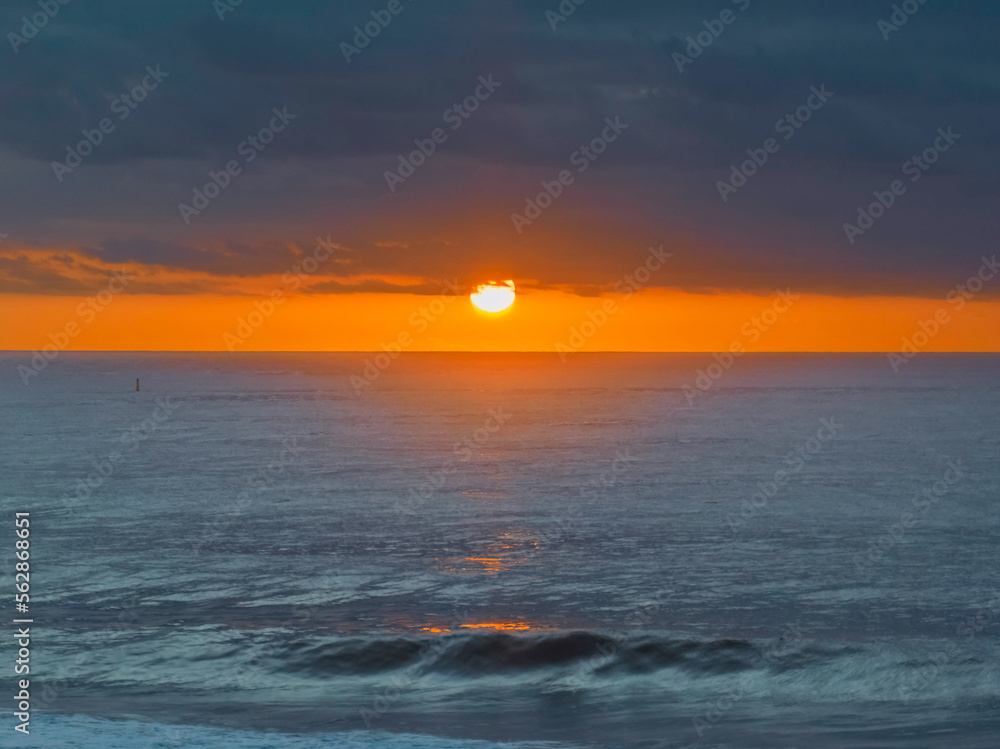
1 352 998 748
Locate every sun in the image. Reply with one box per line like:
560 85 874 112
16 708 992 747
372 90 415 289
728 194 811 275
470 280 516 313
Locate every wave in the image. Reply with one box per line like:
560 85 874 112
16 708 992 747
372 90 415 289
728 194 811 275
277 631 854 679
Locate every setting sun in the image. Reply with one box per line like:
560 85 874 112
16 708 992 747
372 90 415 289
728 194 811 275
470 280 516 313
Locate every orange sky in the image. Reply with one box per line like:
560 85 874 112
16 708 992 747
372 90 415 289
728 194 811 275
3 288 998 353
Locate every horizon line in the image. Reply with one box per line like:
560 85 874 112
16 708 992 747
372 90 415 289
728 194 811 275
2 350 999 355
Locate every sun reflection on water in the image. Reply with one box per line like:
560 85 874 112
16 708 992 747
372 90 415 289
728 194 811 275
421 621 533 633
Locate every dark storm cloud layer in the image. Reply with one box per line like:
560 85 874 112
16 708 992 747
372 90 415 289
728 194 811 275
1 0 998 296
95 237 313 277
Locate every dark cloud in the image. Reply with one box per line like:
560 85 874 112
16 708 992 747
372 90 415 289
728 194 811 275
0 0 997 296
93 237 306 276
305 279 460 295
0 254 91 293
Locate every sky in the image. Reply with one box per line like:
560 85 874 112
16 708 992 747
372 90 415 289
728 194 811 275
1 0 998 351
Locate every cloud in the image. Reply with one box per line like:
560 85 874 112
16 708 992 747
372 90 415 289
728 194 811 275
93 237 306 276
0 254 92 293
0 0 997 298
304 279 460 295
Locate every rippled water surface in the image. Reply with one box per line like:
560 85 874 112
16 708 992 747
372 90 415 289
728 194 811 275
2 353 998 748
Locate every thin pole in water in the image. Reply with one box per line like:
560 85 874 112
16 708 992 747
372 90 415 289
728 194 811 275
136 378 140 392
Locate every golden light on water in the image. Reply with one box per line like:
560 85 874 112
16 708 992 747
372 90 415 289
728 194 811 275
421 622 532 633
470 280 516 313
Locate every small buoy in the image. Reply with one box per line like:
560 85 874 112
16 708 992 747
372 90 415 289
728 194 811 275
136 378 140 392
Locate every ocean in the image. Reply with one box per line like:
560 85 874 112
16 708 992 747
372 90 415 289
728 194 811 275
1 352 998 748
